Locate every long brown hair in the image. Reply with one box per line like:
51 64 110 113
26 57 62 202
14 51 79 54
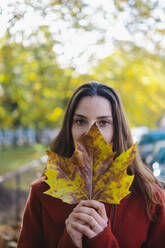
50 81 164 218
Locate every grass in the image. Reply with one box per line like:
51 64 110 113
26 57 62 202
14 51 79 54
0 144 48 175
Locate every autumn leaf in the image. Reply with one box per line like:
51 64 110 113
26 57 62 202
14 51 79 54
44 124 137 204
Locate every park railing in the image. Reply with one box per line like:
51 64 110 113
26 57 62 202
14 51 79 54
0 156 47 225
0 128 59 146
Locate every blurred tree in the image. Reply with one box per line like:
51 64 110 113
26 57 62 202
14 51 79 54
5 0 105 43
0 28 81 129
1 0 165 130
90 44 165 128
3 0 165 69
113 0 165 53
0 0 107 130
3 0 165 59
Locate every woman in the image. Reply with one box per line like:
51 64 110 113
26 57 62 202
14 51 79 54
17 81 165 248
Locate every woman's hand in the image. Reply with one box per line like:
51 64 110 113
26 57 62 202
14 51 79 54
73 200 108 239
66 200 108 244
65 211 83 248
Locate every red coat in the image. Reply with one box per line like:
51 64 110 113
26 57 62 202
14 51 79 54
17 177 165 248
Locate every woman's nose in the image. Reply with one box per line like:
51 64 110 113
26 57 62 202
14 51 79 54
85 121 96 133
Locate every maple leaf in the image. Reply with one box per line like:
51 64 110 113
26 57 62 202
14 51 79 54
44 124 137 204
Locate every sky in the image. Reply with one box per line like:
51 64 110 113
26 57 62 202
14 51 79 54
0 0 131 73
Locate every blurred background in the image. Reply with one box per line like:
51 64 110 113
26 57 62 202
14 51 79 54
0 0 165 247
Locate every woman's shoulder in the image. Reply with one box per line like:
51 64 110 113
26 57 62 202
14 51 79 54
154 183 165 203
30 176 49 196
122 184 165 206
132 183 165 212
29 176 75 217
29 176 63 206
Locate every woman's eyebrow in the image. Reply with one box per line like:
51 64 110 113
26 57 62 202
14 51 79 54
97 116 113 119
74 114 113 119
74 114 87 118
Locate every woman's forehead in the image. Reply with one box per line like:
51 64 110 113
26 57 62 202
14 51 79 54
74 96 113 116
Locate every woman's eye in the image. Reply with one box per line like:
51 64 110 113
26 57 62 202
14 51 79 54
97 120 112 127
74 119 86 126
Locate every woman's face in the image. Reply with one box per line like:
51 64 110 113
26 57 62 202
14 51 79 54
72 96 114 144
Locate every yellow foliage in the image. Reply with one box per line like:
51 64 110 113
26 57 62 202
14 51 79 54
33 83 42 91
0 74 6 82
0 106 5 118
48 107 63 122
43 88 55 98
29 73 37 81
91 47 165 127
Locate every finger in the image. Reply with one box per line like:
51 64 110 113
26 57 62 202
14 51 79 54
73 206 105 226
79 200 108 221
66 218 83 238
65 220 83 248
71 220 97 239
66 213 86 227
72 212 99 228
72 211 107 233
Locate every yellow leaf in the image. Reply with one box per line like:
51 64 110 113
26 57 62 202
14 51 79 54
44 124 137 204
